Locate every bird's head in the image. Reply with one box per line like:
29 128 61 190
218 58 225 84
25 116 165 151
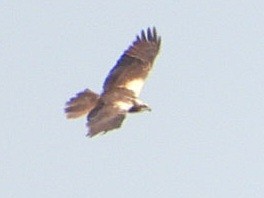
128 104 151 113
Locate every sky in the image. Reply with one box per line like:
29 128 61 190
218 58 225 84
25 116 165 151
1 1 264 197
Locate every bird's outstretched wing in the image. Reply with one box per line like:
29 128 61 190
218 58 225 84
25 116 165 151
103 27 161 97
87 101 128 137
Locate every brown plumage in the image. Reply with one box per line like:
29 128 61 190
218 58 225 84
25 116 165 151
65 89 99 119
65 27 161 137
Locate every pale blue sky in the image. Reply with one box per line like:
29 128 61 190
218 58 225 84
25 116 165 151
1 1 264 197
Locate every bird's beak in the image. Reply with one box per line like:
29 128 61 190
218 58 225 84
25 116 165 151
145 106 152 112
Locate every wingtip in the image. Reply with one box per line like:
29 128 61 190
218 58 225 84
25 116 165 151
133 27 160 44
152 27 156 40
141 30 147 41
86 129 106 138
86 132 92 138
140 26 160 43
147 27 152 41
86 127 94 138
86 123 100 138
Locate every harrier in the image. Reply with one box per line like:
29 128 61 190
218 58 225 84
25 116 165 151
65 27 161 137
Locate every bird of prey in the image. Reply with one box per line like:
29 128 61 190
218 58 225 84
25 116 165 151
65 27 161 137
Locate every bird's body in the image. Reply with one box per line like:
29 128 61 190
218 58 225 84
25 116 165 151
65 27 161 137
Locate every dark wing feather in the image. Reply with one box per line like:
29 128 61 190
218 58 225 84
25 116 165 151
103 27 161 94
87 102 126 137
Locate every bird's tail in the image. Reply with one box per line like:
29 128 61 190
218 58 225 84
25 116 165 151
64 89 99 119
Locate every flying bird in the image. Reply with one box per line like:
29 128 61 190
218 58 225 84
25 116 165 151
65 27 161 137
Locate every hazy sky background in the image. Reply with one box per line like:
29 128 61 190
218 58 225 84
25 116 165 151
1 1 264 197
